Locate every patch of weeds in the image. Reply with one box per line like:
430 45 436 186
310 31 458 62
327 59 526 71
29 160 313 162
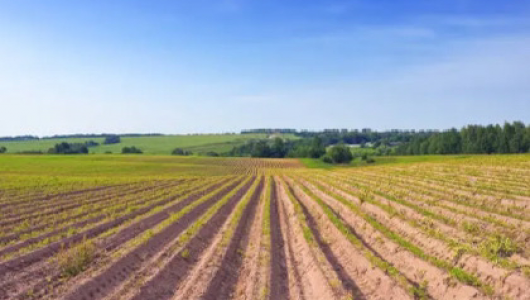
412 280 429 300
450 267 493 295
522 266 530 278
480 234 520 262
329 279 340 289
181 249 190 259
452 247 467 264
57 237 96 278
146 229 155 240
66 227 78 237
461 221 480 235
260 286 269 300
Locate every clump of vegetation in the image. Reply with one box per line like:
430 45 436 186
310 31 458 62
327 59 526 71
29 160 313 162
57 238 96 278
104 135 121 144
205 151 219 157
17 150 44 154
172 148 192 156
326 144 353 164
480 234 520 262
0 146 6 153
181 249 190 258
461 221 480 235
360 153 376 164
321 154 333 164
122 146 143 154
84 140 100 147
48 142 89 154
412 280 429 300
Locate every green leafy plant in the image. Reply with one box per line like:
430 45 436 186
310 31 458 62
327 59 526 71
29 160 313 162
480 234 519 262
181 249 190 258
57 237 96 277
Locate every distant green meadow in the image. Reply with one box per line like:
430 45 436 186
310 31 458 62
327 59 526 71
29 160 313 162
0 134 298 155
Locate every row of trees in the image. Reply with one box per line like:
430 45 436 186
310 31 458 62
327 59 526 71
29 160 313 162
104 135 121 144
122 146 143 154
228 137 326 159
48 142 89 154
0 133 162 142
228 137 359 164
46 142 143 154
48 140 100 154
241 129 297 134
395 122 530 155
322 144 353 163
172 148 192 156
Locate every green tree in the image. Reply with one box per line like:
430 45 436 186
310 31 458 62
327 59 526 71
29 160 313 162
510 121 526 153
104 135 121 144
270 137 287 158
524 126 530 152
328 144 353 164
172 148 192 156
308 137 326 158
0 146 6 153
122 146 142 154
49 142 88 154
251 141 271 157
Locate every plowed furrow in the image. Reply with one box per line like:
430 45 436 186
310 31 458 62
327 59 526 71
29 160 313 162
62 178 247 300
0 180 223 281
128 178 256 300
100 179 231 253
0 183 140 217
307 176 530 299
0 181 182 229
0 182 184 252
0 179 229 300
0 184 129 210
201 177 264 300
285 183 364 300
0 184 142 221
300 178 487 299
284 178 414 299
279 177 344 300
268 178 289 300
350 172 530 226
232 177 268 300
277 182 307 300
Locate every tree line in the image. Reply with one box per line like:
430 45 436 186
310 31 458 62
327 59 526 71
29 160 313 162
394 122 530 155
228 137 326 158
47 140 101 154
0 133 161 142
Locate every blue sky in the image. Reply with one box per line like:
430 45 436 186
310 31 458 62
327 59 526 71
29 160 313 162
1 0 529 135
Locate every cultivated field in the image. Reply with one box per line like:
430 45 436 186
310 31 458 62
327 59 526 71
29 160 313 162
0 154 529 300
0 133 298 155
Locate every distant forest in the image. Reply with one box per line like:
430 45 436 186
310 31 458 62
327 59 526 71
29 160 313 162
0 133 163 142
239 121 530 158
1 122 528 158
394 121 530 155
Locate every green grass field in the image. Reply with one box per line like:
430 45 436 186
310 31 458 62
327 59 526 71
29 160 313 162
0 134 298 155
